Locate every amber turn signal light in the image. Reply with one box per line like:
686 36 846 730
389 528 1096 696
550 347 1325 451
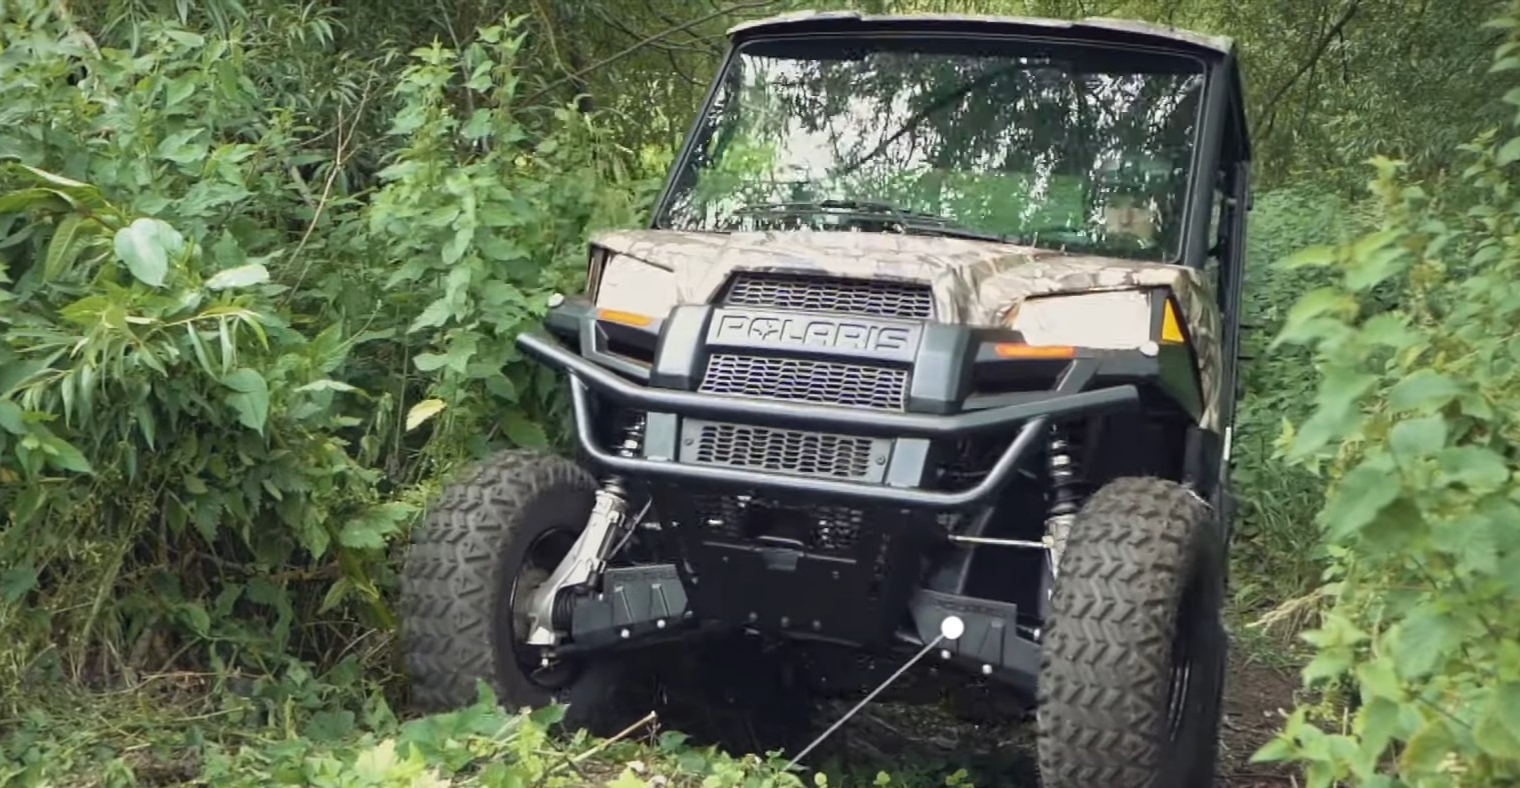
596 309 656 328
992 343 1077 359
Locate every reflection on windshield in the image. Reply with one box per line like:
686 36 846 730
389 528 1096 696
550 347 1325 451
655 41 1205 261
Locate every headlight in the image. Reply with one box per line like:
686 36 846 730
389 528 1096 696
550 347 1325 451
1004 289 1153 350
593 255 679 318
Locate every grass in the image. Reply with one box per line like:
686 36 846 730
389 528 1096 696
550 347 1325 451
0 664 1041 788
0 677 806 788
0 615 1305 788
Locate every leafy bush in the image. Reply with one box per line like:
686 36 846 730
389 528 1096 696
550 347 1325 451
0 1 651 705
1254 5 1520 784
1228 188 1376 625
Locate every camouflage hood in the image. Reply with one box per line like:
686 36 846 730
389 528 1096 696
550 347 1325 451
591 228 1216 326
591 228 1223 429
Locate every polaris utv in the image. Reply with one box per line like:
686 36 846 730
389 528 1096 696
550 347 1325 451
400 11 1250 788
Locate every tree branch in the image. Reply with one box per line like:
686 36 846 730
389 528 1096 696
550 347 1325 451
522 0 783 106
1251 0 1362 143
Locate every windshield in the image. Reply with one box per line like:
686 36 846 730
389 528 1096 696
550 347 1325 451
654 38 1207 262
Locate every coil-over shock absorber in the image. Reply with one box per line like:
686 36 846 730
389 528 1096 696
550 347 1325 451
1044 423 1084 577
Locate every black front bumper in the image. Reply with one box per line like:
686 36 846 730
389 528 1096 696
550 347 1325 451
517 298 1156 509
517 296 1196 682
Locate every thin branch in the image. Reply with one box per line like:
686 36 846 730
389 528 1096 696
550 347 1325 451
587 3 723 57
522 0 783 105
281 77 376 304
1251 0 1362 143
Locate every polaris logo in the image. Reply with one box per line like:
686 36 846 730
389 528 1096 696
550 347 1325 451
708 309 920 362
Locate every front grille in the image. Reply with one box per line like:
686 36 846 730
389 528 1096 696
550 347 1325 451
694 423 879 480
699 354 908 411
721 272 934 320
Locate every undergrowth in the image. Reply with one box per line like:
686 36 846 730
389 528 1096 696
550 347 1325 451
0 681 811 788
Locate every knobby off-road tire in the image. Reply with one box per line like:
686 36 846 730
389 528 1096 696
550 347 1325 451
1037 476 1227 788
399 449 638 734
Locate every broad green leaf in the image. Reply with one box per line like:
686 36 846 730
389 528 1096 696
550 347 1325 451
1321 458 1399 541
485 374 519 402
339 502 413 549
412 352 449 372
504 411 547 449
165 75 197 108
0 400 24 435
1344 237 1409 291
1288 367 1375 458
222 368 270 433
1437 446 1509 491
1355 659 1402 702
1388 415 1447 460
0 188 71 214
297 517 331 560
1391 606 1458 679
0 565 38 604
1357 697 1402 762
1388 369 1463 412
408 298 455 333
1251 734 1297 763
1357 312 1422 350
1303 648 1353 685
155 129 206 165
405 398 447 431
113 217 183 287
205 263 270 291
442 224 475 265
43 214 85 282
1477 690 1520 758
1498 135 1520 166
38 433 93 474
442 333 479 374
179 603 212 637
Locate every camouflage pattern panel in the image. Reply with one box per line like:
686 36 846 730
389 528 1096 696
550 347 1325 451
589 229 1223 430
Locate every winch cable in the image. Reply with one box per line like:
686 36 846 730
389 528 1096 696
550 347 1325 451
784 615 966 771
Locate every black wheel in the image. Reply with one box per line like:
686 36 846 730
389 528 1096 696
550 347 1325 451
1036 476 1227 788
398 449 648 734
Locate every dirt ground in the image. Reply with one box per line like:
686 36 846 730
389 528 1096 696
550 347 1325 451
803 645 1304 787
1217 653 1302 787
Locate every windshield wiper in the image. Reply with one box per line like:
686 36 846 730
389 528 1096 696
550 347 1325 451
733 199 1014 243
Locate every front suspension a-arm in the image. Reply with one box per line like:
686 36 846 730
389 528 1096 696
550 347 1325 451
522 486 628 646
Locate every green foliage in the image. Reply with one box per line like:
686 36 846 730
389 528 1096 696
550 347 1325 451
0 0 650 705
1229 188 1375 622
1252 5 1520 784
0 680 810 788
364 23 648 461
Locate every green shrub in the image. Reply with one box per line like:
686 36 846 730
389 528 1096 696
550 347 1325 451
1254 5 1520 784
0 1 650 706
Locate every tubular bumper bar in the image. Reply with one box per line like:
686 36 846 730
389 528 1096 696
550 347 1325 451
517 332 1141 508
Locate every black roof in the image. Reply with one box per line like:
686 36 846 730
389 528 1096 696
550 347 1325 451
726 10 1250 160
728 11 1236 59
